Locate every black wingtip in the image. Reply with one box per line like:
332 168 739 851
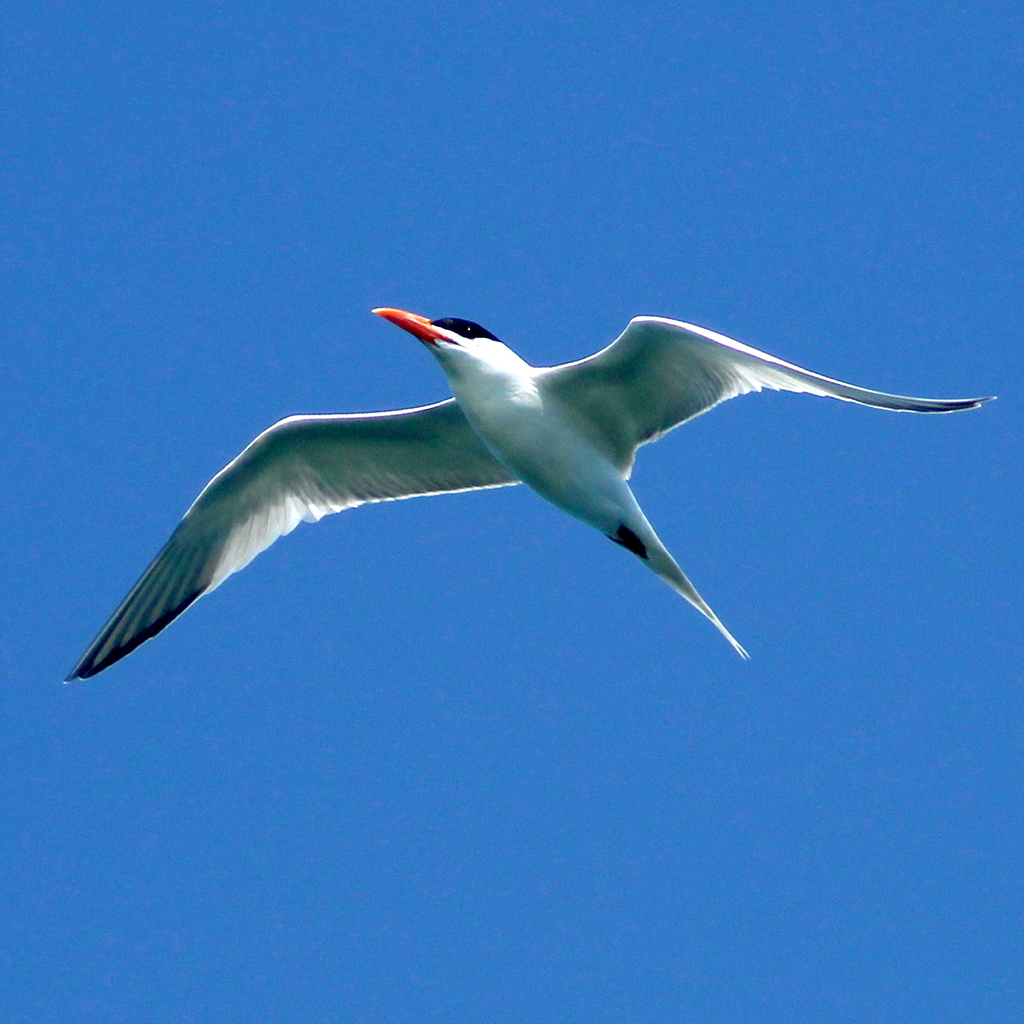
65 586 205 681
904 395 995 413
956 396 996 410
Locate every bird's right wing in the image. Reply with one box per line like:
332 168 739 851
68 400 518 679
541 316 992 473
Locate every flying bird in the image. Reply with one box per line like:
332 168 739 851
67 309 990 679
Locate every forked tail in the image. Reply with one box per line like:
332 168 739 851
614 522 749 659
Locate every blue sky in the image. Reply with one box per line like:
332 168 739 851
2 1 1021 1020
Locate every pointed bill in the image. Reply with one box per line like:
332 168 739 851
372 308 447 345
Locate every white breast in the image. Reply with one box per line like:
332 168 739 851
451 367 629 535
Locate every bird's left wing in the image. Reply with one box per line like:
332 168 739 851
540 316 992 473
68 400 518 679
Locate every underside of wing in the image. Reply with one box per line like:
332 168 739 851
68 400 519 679
540 316 992 473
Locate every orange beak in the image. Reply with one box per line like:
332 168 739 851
372 307 447 345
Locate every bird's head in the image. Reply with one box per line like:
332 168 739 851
372 308 525 378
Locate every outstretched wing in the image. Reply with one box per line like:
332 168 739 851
540 316 992 473
68 400 518 679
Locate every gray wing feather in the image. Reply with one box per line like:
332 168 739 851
541 317 992 473
68 400 518 679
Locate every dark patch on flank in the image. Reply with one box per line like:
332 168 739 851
609 524 649 559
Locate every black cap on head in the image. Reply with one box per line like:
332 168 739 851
430 318 501 342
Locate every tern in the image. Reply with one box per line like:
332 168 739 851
67 308 990 679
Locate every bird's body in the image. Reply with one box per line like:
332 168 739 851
452 355 620 531
435 329 744 650
67 309 990 680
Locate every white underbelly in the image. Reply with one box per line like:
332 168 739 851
461 396 631 533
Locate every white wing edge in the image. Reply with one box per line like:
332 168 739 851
632 317 995 414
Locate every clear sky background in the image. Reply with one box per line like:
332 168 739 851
2 2 1021 1021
